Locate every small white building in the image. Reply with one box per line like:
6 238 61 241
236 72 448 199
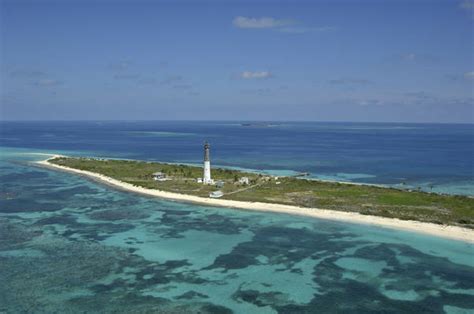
238 177 250 185
209 190 224 198
196 178 203 183
153 172 167 181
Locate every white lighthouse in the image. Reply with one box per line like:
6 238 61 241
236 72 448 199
203 141 212 184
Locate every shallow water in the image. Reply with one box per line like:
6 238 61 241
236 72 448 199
1 149 473 313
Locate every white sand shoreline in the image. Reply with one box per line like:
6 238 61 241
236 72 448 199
35 155 474 244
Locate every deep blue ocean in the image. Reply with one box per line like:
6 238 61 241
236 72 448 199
1 121 473 195
1 121 473 313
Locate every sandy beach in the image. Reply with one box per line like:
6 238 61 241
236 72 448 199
36 156 474 243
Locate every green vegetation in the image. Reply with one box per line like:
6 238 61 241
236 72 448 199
50 157 261 197
50 157 474 228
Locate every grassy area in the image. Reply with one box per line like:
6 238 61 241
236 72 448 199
50 157 262 197
50 157 474 228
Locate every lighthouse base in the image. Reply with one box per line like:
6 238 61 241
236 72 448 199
203 161 212 184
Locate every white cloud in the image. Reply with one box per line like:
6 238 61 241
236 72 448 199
233 16 293 29
240 71 272 79
396 53 438 65
460 0 474 18
279 26 337 34
108 61 131 71
232 16 336 34
401 53 417 61
460 0 474 10
464 71 474 80
357 99 383 106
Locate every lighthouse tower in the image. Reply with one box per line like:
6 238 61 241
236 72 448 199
203 141 212 184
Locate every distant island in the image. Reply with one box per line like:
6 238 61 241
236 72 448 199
241 122 282 127
37 154 474 243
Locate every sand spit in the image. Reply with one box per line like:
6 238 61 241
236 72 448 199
36 156 474 244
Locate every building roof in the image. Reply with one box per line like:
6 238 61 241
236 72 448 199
210 190 224 198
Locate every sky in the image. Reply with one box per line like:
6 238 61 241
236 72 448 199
0 0 473 122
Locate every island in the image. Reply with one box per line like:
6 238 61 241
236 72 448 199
37 155 474 243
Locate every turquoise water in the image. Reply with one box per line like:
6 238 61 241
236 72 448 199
1 149 473 313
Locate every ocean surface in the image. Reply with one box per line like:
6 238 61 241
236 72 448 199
1 121 473 195
1 121 473 313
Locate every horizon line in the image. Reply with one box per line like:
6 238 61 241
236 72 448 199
0 119 473 125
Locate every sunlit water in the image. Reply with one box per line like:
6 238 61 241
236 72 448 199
1 149 473 313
